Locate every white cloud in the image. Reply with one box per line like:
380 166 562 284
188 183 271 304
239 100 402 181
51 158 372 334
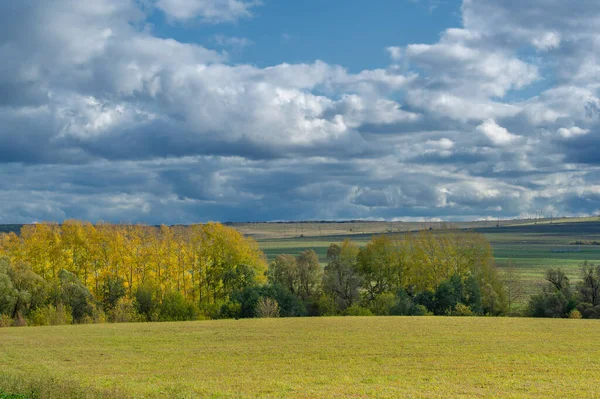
213 35 254 48
558 126 590 139
155 0 260 23
532 32 561 51
476 120 520 146
3 0 600 223
405 29 539 98
386 46 402 61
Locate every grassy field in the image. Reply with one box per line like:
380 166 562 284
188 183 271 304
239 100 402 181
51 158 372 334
1 317 600 398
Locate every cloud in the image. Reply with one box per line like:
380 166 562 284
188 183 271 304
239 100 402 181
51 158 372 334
155 0 261 23
2 0 600 223
558 126 589 139
476 120 520 146
213 35 254 48
386 46 402 61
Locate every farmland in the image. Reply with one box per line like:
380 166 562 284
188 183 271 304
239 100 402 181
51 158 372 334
2 317 600 398
240 219 600 298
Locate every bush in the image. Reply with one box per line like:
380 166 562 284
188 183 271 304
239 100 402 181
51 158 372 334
306 294 336 317
219 301 242 319
452 303 474 316
433 277 461 315
0 314 13 327
527 290 576 318
82 303 106 324
28 304 73 326
102 276 126 313
414 290 435 313
568 309 582 319
412 304 430 316
256 297 280 318
577 303 600 319
0 273 17 317
159 291 198 322
108 298 141 323
343 305 373 316
58 270 94 323
229 284 307 319
134 283 161 322
13 314 27 327
202 301 229 319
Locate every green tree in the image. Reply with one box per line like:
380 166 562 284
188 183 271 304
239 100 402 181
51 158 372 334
0 271 17 317
296 250 321 300
267 255 299 295
578 261 600 306
7 260 49 319
134 282 161 322
159 291 197 321
58 269 94 323
322 241 362 311
357 236 403 301
102 276 126 313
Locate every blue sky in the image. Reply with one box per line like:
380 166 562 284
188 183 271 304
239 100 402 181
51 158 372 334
150 0 463 71
1 0 600 223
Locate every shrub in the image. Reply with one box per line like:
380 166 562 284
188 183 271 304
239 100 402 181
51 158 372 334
13 314 27 327
343 305 373 316
306 294 336 317
568 309 582 319
577 303 600 319
527 290 576 318
0 273 17 317
219 301 242 319
58 270 94 323
369 293 396 316
412 304 430 316
159 291 198 322
452 303 474 316
82 303 106 324
134 283 161 322
256 297 280 318
28 304 73 326
0 314 13 328
203 301 229 319
102 276 126 313
108 298 140 323
229 284 301 318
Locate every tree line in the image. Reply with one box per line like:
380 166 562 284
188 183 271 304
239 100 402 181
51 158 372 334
258 232 506 318
0 221 267 325
526 262 600 319
4 219 594 326
0 222 509 325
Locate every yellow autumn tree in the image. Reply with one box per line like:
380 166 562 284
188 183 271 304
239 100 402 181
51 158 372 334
0 221 267 308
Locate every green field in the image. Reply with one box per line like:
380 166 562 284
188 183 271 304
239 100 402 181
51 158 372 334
248 220 600 298
1 317 600 398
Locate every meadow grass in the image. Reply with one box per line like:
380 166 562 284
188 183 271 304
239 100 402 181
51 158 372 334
2 317 600 398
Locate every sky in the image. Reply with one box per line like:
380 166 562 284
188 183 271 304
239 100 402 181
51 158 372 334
1 0 600 224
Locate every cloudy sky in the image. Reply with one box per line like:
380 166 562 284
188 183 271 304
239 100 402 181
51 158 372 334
1 0 600 224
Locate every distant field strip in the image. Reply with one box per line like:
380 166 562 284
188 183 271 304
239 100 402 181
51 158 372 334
1 318 600 398
256 222 600 298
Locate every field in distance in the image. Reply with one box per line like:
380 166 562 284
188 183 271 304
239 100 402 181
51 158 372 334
3 217 600 298
237 219 600 298
1 317 600 398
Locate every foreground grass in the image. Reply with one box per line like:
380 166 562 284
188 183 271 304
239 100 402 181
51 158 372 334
2 318 600 398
